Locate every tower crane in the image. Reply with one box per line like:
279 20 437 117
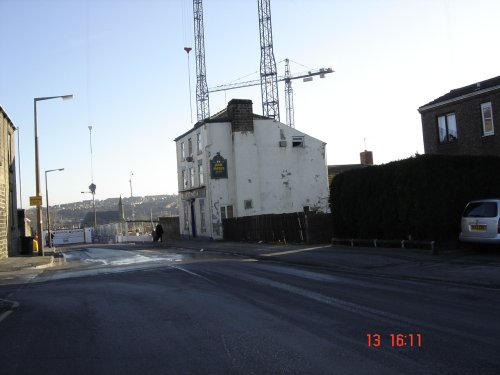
208 61 334 128
193 0 210 122
191 0 334 128
258 0 280 121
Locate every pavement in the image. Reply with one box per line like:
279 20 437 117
0 253 55 272
1 240 500 288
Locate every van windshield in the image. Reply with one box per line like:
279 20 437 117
463 202 498 218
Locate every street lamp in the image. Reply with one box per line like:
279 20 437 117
34 94 73 256
81 187 97 241
45 168 64 248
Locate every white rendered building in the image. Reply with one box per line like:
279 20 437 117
174 99 329 240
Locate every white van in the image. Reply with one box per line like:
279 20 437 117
459 199 500 244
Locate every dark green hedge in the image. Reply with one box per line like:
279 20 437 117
329 154 500 243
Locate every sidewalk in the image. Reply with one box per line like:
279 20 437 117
0 254 54 272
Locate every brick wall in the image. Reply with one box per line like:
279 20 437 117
0 107 19 258
227 99 254 133
421 91 500 156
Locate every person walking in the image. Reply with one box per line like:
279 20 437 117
155 223 164 242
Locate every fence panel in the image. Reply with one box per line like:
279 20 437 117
223 212 328 243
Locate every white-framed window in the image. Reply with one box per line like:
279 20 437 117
181 169 189 190
188 138 193 157
189 167 195 187
221 205 234 220
481 102 494 136
197 133 203 154
437 113 457 143
198 160 204 185
180 142 185 160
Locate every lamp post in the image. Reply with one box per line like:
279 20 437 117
81 187 96 241
34 94 73 256
45 168 64 248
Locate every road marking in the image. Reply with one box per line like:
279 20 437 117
170 265 211 281
263 245 331 257
0 299 19 323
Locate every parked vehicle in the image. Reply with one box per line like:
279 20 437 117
459 199 500 244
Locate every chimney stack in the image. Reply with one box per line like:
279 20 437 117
227 99 254 133
360 150 374 165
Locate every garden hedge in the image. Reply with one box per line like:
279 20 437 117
329 154 500 244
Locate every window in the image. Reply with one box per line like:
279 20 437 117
221 205 234 221
463 201 497 218
188 138 193 157
244 199 253 209
199 199 206 232
180 142 185 160
189 167 195 187
437 113 457 143
198 160 204 185
292 136 304 147
481 102 494 136
181 169 188 189
197 133 203 154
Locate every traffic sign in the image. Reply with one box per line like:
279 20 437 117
30 196 43 206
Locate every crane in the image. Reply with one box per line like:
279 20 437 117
208 61 334 128
258 0 280 122
193 0 210 122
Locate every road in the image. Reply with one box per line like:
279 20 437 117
0 244 499 374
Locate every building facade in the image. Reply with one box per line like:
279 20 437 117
418 76 500 156
174 99 329 240
0 105 19 258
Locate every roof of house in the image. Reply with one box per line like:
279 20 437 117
419 75 500 112
0 105 16 129
174 108 270 142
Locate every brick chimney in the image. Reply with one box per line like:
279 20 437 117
360 150 374 165
227 99 254 132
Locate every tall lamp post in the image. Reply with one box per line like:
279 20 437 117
81 187 96 241
45 168 64 248
34 94 73 256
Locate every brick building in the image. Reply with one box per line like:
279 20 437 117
418 76 500 156
0 105 19 258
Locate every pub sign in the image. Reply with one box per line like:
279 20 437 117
210 152 228 179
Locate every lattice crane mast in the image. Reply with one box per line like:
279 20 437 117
258 0 280 121
193 0 210 122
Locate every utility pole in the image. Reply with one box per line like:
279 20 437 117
258 0 280 121
193 0 210 122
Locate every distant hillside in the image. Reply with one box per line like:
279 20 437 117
25 195 179 229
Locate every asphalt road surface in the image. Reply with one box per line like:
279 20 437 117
0 245 499 374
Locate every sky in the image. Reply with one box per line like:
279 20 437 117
1 0 499 207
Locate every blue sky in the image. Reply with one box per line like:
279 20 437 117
1 0 500 206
